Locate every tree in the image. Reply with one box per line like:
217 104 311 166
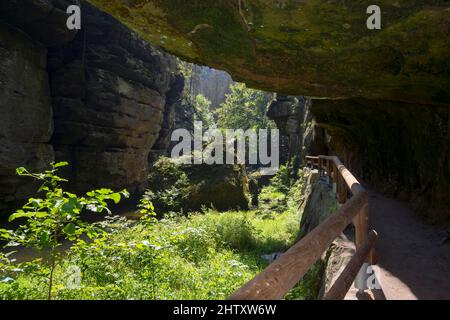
193 94 215 129
215 83 274 130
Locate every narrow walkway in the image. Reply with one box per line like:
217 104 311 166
367 190 450 300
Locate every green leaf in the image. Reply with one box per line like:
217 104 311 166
39 232 50 246
110 193 121 204
8 211 31 222
61 197 81 214
0 229 12 240
53 162 69 168
64 223 76 235
121 189 130 198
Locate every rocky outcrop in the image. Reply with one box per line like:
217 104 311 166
0 0 77 212
148 157 250 212
183 163 250 211
85 0 450 221
149 74 187 164
0 0 78 47
267 95 327 163
90 0 450 105
48 2 180 194
0 0 184 213
189 66 234 109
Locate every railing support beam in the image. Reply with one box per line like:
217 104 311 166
324 230 378 300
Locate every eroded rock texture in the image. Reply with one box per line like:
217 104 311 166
48 2 180 194
89 0 450 105
267 95 327 163
0 0 77 212
0 24 54 212
0 0 183 212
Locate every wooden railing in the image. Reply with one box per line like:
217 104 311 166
230 155 377 300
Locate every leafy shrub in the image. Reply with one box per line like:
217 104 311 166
146 157 190 214
0 164 308 300
0 162 128 299
257 161 303 214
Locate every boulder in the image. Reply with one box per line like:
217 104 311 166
147 157 251 213
183 163 251 211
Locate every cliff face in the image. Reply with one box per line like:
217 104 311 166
311 99 449 224
0 23 54 211
0 0 76 212
267 95 327 163
48 2 180 194
0 1 183 212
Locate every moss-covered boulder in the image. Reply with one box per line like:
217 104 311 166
147 157 250 213
89 0 450 105
183 163 251 211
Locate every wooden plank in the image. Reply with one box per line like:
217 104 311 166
323 230 378 300
326 159 331 184
229 191 368 300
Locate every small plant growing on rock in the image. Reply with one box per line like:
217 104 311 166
0 162 129 299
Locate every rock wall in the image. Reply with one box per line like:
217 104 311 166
189 66 234 109
311 99 449 224
0 0 183 213
267 95 327 164
48 2 180 194
0 23 54 212
0 0 77 212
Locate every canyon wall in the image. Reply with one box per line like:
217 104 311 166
311 99 449 224
0 1 182 213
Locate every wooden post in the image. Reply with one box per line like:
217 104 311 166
326 159 331 184
353 203 369 250
338 174 347 204
318 158 323 176
324 230 378 300
332 163 338 194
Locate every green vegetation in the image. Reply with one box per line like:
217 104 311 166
0 161 317 300
216 83 274 130
0 162 129 299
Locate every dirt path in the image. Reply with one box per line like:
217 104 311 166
367 190 450 300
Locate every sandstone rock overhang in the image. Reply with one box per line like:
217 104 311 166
88 0 450 105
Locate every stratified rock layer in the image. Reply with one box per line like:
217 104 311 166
0 23 54 212
0 0 183 212
48 2 179 194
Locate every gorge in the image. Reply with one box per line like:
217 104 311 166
0 0 449 302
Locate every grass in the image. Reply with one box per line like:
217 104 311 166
0 207 302 300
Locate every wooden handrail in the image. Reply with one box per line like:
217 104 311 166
230 155 376 300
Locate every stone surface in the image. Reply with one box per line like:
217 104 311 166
311 99 449 224
0 23 54 212
0 0 78 46
267 95 327 163
0 0 184 213
183 163 251 211
48 2 181 194
189 66 234 109
89 0 450 105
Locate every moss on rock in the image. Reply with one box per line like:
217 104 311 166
89 0 450 104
